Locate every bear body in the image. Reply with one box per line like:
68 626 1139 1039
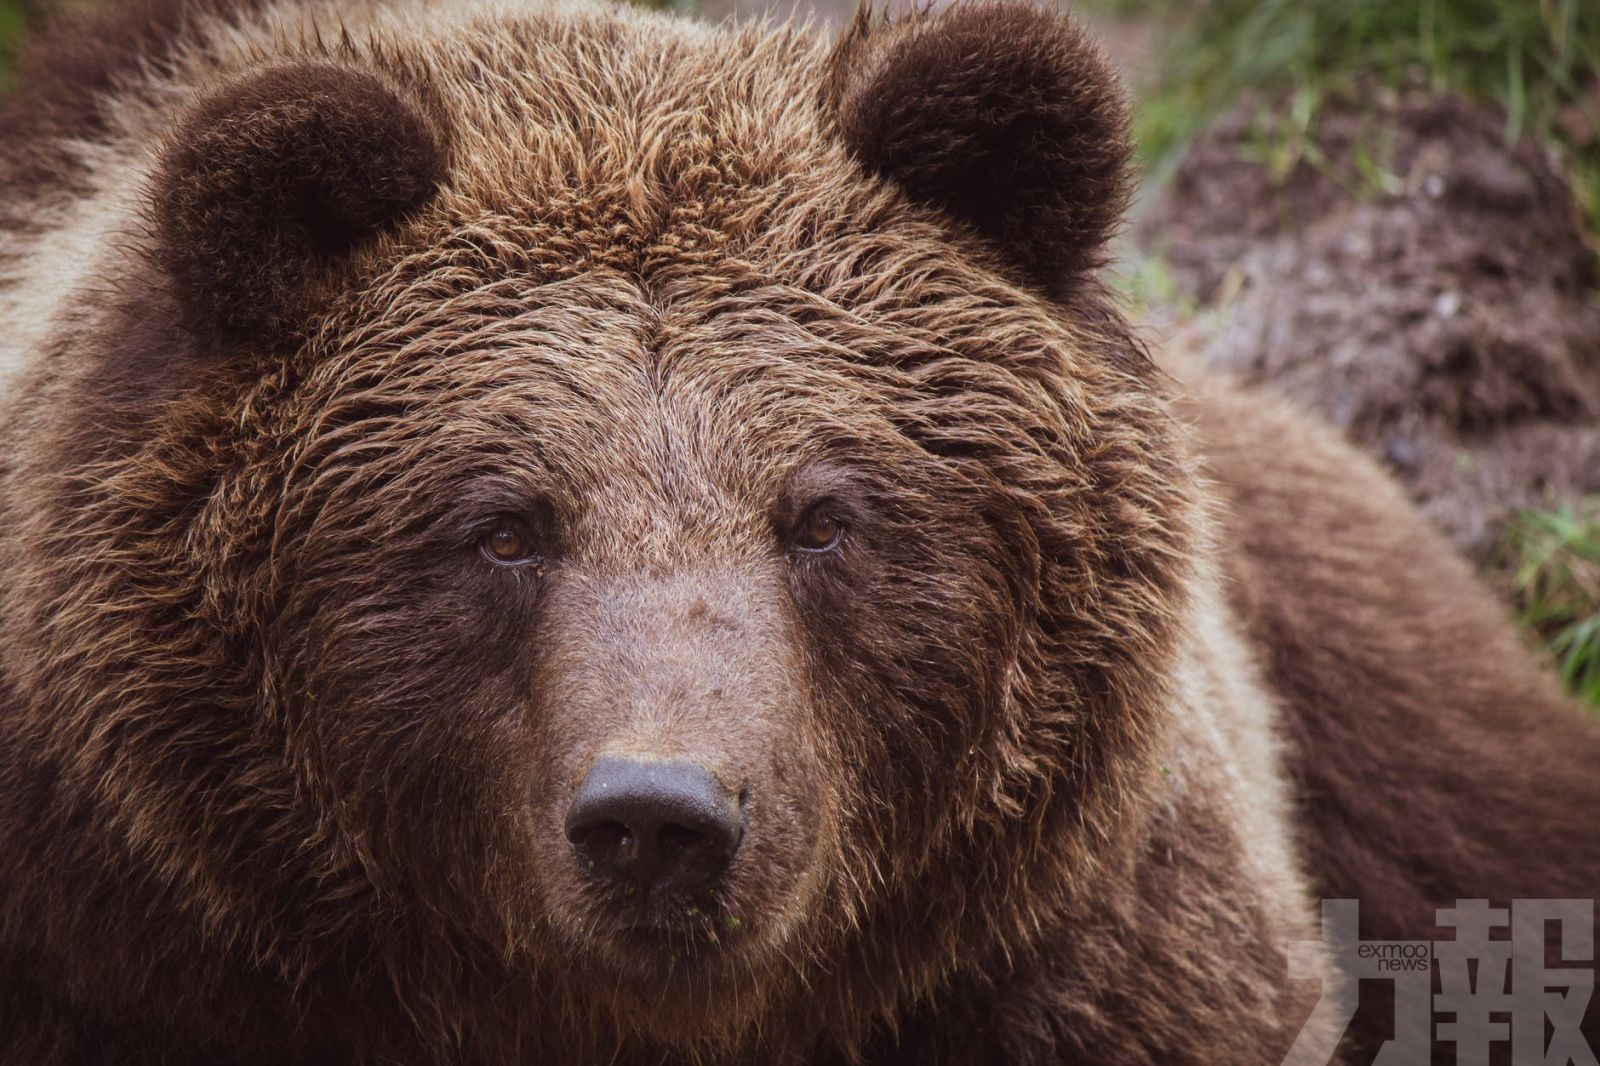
0 2 1595 1063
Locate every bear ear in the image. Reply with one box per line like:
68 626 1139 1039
829 2 1132 289
149 62 447 348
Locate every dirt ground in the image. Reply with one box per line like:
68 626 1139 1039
1137 91 1600 563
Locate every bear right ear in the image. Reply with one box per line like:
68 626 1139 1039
149 62 447 348
827 2 1133 291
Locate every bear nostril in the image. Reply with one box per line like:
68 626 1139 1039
564 758 742 890
657 822 705 854
569 820 635 871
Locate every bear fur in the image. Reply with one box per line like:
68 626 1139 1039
0 1 1595 1063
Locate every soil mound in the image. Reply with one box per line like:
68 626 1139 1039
1140 92 1600 561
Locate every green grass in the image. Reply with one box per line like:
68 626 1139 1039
0 0 26 91
1503 501 1600 706
1097 0 1600 241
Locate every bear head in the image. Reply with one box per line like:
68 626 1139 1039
1 2 1195 1058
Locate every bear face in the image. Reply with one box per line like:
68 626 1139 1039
0 1 1197 1058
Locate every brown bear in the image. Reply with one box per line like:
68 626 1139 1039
0 1 1595 1063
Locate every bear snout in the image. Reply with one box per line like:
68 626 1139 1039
530 563 834 963
564 756 744 890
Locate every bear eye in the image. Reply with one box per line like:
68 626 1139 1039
791 503 846 554
480 518 538 565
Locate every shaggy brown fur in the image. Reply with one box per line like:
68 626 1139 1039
0 2 1593 1064
1192 379 1600 1063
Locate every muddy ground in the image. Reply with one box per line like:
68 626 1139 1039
1136 91 1600 563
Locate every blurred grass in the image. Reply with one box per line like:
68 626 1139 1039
1095 0 1600 242
0 0 24 91
1503 502 1600 706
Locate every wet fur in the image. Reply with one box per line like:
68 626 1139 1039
0 2 1593 1064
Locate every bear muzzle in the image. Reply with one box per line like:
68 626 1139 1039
532 564 831 958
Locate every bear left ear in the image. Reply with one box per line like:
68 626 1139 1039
829 2 1132 289
149 62 448 348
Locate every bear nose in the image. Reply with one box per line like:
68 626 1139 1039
564 757 743 889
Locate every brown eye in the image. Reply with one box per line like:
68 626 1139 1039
481 520 536 565
792 505 846 553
